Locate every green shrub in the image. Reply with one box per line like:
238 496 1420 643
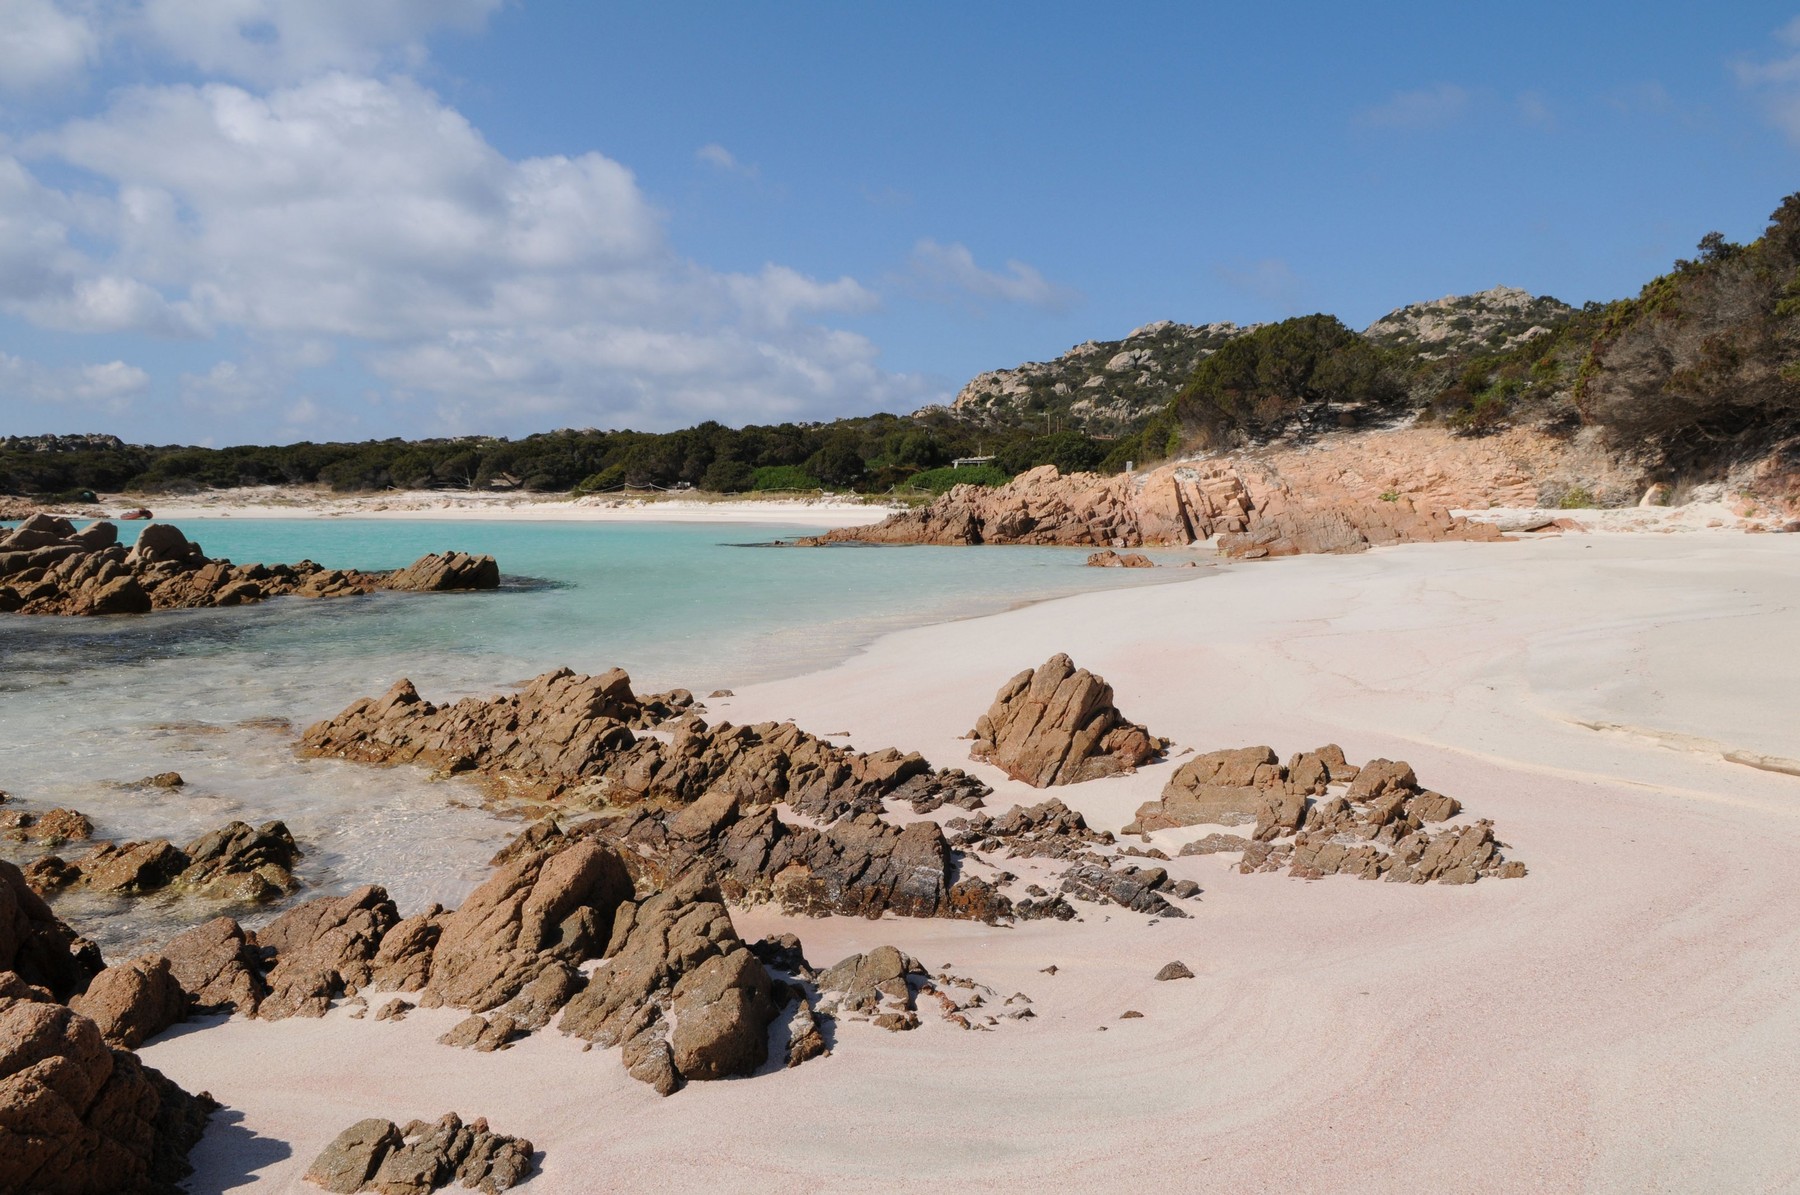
1557 486 1596 509
903 465 1011 494
700 459 755 493
750 465 822 491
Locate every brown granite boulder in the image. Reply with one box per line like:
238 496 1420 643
0 990 214 1195
1086 549 1156 568
421 840 630 1014
304 1112 533 1194
1124 746 1283 833
559 871 778 1092
815 945 924 1030
383 551 500 592
0 807 94 846
68 957 186 1050
0 860 103 1001
58 819 301 903
969 654 1164 786
256 886 402 1019
176 820 302 902
156 917 267 1015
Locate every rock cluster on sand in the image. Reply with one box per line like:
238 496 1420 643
304 1112 533 1194
24 818 302 905
0 861 215 1195
945 798 1196 920
1127 746 1525 884
298 669 1034 921
71 836 801 1097
799 461 1504 558
0 515 500 616
969 653 1165 786
300 666 1221 923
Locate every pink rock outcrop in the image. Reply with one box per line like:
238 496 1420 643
802 460 1504 558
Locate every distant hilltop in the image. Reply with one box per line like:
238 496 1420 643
942 320 1259 435
942 285 1576 435
1362 285 1573 360
2 434 130 454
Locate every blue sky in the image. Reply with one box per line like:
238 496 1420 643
4 1 1800 445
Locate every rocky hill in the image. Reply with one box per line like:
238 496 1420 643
943 320 1258 434
1362 286 1574 360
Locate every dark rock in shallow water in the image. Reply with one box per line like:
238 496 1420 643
0 516 499 616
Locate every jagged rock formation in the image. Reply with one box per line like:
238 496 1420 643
296 668 1022 921
0 861 214 1195
969 654 1164 786
0 990 216 1195
304 1113 534 1193
802 461 1504 558
557 870 777 1090
80 836 795 1096
943 320 1256 433
383 551 501 593
532 796 1010 922
26 819 302 904
1362 286 1573 361
0 497 43 520
1130 746 1524 884
0 516 499 616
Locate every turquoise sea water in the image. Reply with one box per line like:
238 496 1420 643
0 517 1197 953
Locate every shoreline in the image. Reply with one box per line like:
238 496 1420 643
130 530 1800 1190
79 485 904 528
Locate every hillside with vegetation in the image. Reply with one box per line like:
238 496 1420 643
943 319 1255 435
6 193 1799 509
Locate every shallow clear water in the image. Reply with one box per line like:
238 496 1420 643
0 517 1198 955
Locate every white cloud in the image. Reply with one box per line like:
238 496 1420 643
131 0 503 84
0 351 149 410
1735 19 1800 144
1354 83 1470 130
0 0 96 92
695 141 759 180
0 152 206 335
907 238 1074 310
0 73 906 432
1517 91 1556 130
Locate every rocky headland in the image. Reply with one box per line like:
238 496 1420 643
0 515 499 616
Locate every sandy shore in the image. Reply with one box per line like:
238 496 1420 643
99 485 900 528
137 533 1800 1192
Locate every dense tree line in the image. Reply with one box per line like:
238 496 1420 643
9 193 1799 500
0 413 1124 499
